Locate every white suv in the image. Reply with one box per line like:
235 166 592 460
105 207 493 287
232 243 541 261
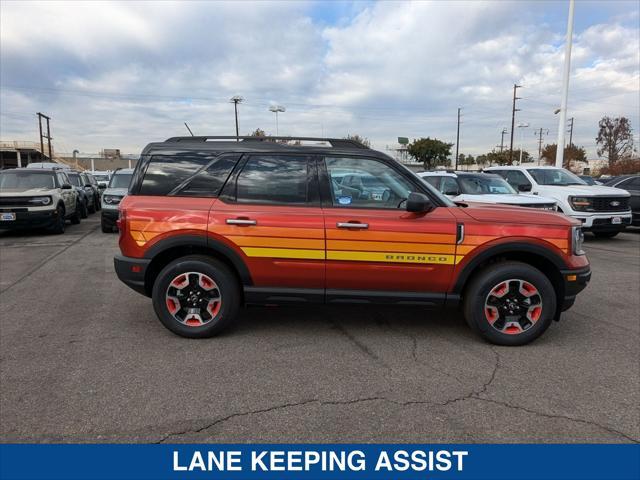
486 166 632 238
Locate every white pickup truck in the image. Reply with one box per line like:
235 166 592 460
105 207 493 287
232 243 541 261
486 166 632 238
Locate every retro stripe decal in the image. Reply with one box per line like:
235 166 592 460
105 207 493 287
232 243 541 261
241 247 325 260
327 250 456 265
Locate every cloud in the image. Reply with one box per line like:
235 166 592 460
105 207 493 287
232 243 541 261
0 0 638 159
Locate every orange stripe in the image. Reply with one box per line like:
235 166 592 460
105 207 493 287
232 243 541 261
212 225 324 239
327 229 456 244
226 235 324 250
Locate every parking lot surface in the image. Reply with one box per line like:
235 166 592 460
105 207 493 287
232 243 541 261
1 216 638 443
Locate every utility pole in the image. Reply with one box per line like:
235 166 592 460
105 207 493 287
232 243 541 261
509 84 522 164
37 113 52 160
230 96 244 141
555 0 575 168
534 128 549 165
499 128 508 152
568 117 574 147
454 107 461 170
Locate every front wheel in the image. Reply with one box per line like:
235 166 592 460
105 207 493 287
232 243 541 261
152 255 241 338
593 231 619 238
463 261 556 346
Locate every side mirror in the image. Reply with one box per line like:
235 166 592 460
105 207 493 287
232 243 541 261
406 192 433 213
61 184 72 190
518 184 532 192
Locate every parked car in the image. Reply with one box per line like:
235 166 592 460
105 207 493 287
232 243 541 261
26 162 71 170
66 171 94 217
604 175 640 226
114 136 591 346
578 175 602 186
89 171 112 192
101 168 133 233
418 171 557 209
83 172 102 208
0 167 81 233
486 166 632 238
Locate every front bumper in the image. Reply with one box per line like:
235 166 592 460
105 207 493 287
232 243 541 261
559 266 591 312
0 209 58 230
573 212 632 230
114 254 151 296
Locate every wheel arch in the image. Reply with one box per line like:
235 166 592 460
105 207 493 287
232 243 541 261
454 242 567 319
142 235 252 297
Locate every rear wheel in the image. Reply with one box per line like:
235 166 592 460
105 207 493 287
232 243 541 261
463 261 556 346
70 201 82 224
152 255 240 338
593 231 619 238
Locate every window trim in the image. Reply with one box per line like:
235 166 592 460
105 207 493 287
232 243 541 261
221 153 320 207
318 154 434 211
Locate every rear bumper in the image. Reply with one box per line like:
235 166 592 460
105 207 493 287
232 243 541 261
114 254 151 296
0 209 58 230
559 266 591 312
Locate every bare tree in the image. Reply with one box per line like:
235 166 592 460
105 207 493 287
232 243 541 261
596 116 634 165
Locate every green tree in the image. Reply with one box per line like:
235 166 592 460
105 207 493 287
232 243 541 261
407 137 453 170
458 153 475 170
248 128 266 137
596 116 634 165
344 134 371 148
541 143 587 170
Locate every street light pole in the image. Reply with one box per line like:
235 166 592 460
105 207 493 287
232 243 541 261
517 122 529 164
555 0 575 168
230 96 244 141
269 105 286 136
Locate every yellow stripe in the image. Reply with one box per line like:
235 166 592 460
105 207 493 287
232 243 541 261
241 247 325 260
327 240 456 254
327 250 456 265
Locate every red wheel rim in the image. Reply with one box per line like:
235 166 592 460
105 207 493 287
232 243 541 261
484 279 542 335
165 272 222 327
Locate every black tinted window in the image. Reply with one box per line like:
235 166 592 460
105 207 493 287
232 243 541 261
236 156 309 204
177 156 238 197
140 154 213 196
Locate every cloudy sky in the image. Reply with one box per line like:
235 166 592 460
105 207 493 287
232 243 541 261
1 0 638 159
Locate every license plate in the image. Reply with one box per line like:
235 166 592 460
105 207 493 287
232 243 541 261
0 212 16 221
611 217 622 225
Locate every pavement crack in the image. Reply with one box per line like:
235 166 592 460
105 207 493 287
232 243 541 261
155 399 318 443
327 318 391 369
471 397 639 443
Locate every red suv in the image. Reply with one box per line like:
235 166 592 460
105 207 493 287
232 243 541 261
114 136 590 345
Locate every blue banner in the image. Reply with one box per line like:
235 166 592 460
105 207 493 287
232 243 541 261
1 444 638 480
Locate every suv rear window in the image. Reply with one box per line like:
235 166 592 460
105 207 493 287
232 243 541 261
236 155 309 205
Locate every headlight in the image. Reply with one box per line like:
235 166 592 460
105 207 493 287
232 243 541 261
572 226 585 256
569 196 592 211
29 196 52 206
103 195 122 205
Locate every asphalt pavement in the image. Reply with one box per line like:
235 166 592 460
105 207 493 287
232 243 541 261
1 216 638 443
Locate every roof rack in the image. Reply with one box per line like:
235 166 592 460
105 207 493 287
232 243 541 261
163 136 370 150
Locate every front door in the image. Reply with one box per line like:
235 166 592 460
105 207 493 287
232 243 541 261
320 155 458 301
209 154 325 297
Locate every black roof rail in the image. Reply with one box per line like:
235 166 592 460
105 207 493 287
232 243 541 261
162 136 370 149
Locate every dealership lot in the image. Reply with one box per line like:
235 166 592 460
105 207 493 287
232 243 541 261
0 216 638 443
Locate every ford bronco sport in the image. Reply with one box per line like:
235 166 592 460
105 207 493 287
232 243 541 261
115 136 591 345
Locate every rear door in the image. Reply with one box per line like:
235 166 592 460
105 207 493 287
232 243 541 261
209 154 325 295
56 172 75 212
320 155 458 301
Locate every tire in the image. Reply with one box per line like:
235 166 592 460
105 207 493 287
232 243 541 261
88 199 96 214
94 195 101 211
70 202 82 224
48 205 66 234
593 231 619 238
80 200 89 219
152 255 241 338
463 261 556 346
101 218 112 233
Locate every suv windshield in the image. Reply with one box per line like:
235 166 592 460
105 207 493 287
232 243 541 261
527 168 586 186
0 171 56 190
67 173 83 187
109 173 132 189
458 175 516 195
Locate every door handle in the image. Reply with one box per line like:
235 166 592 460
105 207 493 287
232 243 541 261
226 218 257 226
337 222 368 229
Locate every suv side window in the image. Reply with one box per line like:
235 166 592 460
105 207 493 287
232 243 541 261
177 155 238 197
56 172 68 187
139 154 213 196
235 155 310 205
504 170 532 190
324 156 413 209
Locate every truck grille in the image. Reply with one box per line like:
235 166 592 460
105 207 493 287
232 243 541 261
590 197 630 212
